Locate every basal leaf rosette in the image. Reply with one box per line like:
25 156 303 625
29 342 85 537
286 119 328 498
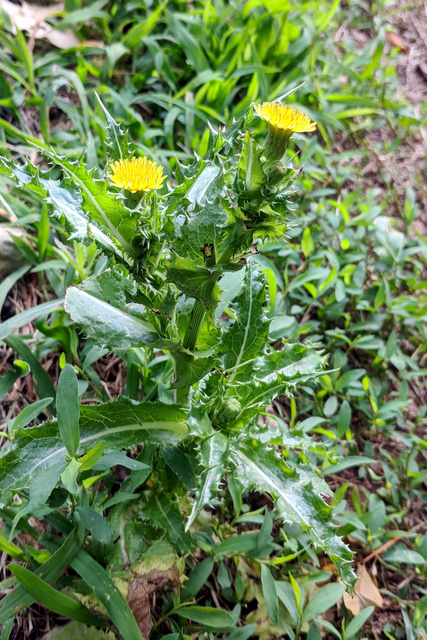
108 156 166 193
255 102 316 161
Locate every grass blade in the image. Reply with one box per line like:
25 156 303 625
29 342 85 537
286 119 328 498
71 550 143 640
0 524 85 623
9 564 107 627
0 298 64 342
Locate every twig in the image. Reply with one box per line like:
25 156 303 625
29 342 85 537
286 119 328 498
363 536 402 564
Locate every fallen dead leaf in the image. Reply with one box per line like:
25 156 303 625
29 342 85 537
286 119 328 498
386 31 409 54
343 564 383 616
127 568 181 640
0 0 80 50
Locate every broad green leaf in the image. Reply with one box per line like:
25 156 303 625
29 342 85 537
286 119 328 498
0 367 25 402
225 342 327 428
0 525 85 623
102 492 139 510
0 615 13 640
226 625 257 640
5 160 87 241
215 533 259 555
172 205 228 266
170 349 217 389
65 271 160 351
230 440 355 587
321 456 375 476
384 543 426 566
10 460 66 537
0 531 26 561
186 162 222 205
77 442 105 471
175 606 235 629
9 564 107 627
0 398 187 497
302 583 345 621
40 177 89 241
77 508 112 545
254 342 328 381
186 431 228 530
57 364 80 456
337 400 352 438
275 581 299 624
222 261 269 383
301 227 313 257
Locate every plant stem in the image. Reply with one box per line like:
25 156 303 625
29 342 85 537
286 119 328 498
182 298 206 351
175 298 206 404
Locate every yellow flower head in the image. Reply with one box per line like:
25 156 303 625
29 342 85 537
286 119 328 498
108 156 166 193
254 102 316 135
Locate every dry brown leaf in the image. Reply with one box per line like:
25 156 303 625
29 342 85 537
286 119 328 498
343 590 360 616
343 564 383 615
386 31 409 54
127 568 181 640
0 0 80 50
320 562 339 576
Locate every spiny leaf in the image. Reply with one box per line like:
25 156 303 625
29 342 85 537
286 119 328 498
186 431 229 530
95 93 131 162
57 159 139 255
230 440 355 588
141 493 193 554
227 342 328 427
172 205 228 266
237 130 264 193
170 349 217 389
166 256 221 309
222 261 270 383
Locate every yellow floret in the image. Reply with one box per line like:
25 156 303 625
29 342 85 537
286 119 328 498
108 157 166 193
254 102 316 134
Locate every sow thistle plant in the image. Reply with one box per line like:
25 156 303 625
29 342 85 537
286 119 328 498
0 98 355 637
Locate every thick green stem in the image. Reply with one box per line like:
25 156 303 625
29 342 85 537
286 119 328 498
175 299 206 404
182 298 206 351
175 247 217 404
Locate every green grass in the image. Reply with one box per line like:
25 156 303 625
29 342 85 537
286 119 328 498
0 1 426 639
